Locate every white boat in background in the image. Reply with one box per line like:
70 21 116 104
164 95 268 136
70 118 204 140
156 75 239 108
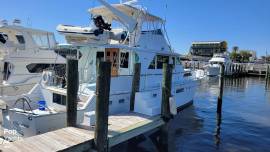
0 19 66 106
1 0 197 139
206 53 232 76
184 69 206 80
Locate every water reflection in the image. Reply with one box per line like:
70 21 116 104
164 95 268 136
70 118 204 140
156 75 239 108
214 113 222 148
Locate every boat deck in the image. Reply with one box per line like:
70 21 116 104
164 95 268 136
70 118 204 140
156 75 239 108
0 112 164 152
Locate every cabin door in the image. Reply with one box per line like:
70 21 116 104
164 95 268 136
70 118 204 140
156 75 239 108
105 48 119 76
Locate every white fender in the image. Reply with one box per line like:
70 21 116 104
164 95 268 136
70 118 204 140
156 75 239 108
169 97 177 115
8 63 13 73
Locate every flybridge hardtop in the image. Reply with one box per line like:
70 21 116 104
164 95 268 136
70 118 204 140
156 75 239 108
88 3 164 23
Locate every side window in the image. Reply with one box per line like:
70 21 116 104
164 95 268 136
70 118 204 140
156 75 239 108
48 34 56 48
32 34 50 48
26 64 52 73
0 33 8 44
96 52 104 64
53 93 66 106
120 52 129 68
176 57 182 65
172 57 175 69
16 35 25 44
148 57 156 69
157 55 169 69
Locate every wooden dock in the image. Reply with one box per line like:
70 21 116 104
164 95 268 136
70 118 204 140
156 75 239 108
0 113 164 152
182 61 270 77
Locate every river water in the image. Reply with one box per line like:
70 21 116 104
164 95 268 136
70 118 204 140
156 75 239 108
113 77 270 152
172 77 270 152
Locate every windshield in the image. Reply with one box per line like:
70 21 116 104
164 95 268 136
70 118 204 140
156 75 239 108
0 33 8 44
31 33 56 49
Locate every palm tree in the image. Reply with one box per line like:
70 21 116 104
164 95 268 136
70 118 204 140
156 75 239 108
232 46 239 53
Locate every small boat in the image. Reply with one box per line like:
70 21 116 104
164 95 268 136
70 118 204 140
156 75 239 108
206 53 232 76
0 19 66 107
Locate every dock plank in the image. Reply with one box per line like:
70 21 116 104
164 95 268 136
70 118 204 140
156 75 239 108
0 127 94 152
0 112 164 152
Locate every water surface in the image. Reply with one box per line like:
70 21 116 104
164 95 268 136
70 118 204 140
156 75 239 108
173 77 270 152
113 77 270 152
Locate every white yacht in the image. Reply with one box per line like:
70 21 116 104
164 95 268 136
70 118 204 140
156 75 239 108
1 0 197 139
206 53 232 76
0 19 66 106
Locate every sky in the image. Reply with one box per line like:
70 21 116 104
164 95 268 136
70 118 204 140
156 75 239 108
1 0 270 56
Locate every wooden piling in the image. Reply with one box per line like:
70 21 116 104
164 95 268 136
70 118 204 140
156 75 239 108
66 57 79 127
217 64 225 114
94 61 111 152
265 65 269 80
130 63 141 111
214 113 222 146
159 63 173 152
236 64 239 76
232 64 235 76
161 63 172 121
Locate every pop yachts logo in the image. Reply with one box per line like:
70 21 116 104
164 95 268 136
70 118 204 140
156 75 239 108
1 129 22 144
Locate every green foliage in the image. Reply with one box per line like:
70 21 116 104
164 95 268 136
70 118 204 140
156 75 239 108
230 50 252 63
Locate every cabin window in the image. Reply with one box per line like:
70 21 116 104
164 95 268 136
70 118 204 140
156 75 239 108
119 99 125 104
26 63 64 73
157 55 169 69
0 33 8 44
106 52 110 57
16 35 25 44
120 52 129 68
176 88 184 93
148 57 156 69
26 64 51 73
172 57 176 65
176 57 182 65
3 62 11 81
48 34 56 48
172 57 176 68
32 34 50 49
53 93 66 106
96 52 104 64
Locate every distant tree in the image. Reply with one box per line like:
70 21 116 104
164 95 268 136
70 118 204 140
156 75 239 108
237 51 252 63
221 41 228 51
230 51 238 62
230 49 253 63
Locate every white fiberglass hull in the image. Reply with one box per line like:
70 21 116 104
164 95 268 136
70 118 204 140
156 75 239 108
1 76 197 139
207 66 220 76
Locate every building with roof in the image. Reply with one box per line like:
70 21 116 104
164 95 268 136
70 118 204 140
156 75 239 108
188 41 228 61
